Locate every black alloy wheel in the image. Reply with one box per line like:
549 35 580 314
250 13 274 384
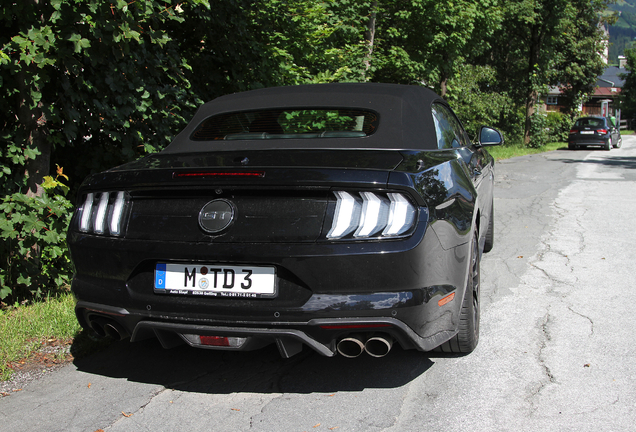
483 203 494 253
434 230 480 353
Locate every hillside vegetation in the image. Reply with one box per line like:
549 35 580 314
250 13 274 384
609 0 636 62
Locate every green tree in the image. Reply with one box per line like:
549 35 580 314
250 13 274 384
618 46 636 118
0 0 207 301
0 0 202 197
488 0 610 145
373 0 502 96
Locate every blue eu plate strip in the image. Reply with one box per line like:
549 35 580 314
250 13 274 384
155 263 166 289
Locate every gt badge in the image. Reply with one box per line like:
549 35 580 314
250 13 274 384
198 199 235 233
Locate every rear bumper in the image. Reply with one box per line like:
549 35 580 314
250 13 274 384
569 136 610 146
75 299 458 357
70 223 471 356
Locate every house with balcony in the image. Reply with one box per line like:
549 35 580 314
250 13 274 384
541 56 628 124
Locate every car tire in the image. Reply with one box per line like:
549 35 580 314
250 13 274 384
434 230 480 354
605 139 611 151
483 204 494 253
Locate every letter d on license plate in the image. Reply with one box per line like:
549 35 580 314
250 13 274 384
154 263 276 298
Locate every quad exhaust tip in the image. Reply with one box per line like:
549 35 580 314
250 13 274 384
365 335 393 358
89 316 130 341
336 334 393 358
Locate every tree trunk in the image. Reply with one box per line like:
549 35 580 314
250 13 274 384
19 0 50 197
17 70 50 198
524 90 538 145
524 24 541 146
363 1 378 79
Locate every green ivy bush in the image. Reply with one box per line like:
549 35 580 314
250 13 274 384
0 182 73 303
528 112 549 148
546 111 574 143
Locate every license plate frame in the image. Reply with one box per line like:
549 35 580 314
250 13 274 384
154 263 277 298
580 130 594 135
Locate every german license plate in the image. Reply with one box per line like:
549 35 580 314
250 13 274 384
154 263 276 298
580 131 594 134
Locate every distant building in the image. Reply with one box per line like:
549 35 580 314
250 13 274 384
539 22 629 123
540 61 628 123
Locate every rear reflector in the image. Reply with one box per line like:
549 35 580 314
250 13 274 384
319 324 393 330
200 336 230 346
182 334 246 348
438 292 456 307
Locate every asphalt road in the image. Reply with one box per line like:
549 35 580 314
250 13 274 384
2 137 636 432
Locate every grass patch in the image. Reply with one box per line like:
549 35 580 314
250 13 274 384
620 130 634 135
0 293 82 381
488 142 567 161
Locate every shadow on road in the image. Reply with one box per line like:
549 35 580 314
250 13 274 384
551 153 636 170
73 338 435 394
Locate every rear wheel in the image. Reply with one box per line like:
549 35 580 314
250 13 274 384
605 139 611 151
435 231 480 353
484 204 494 253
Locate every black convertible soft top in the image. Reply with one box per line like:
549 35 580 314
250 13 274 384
162 83 444 153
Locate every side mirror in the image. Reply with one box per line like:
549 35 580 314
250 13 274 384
477 126 504 146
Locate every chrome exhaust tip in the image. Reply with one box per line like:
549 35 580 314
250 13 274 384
365 335 393 358
336 334 366 358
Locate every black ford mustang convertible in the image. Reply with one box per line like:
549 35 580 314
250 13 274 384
68 83 503 358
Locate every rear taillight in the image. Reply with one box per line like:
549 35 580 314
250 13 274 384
597 129 608 134
77 191 130 237
327 191 417 240
569 129 577 134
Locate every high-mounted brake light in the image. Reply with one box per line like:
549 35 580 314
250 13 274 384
328 191 417 240
173 171 265 178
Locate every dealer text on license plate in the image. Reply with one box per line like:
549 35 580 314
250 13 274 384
154 263 276 298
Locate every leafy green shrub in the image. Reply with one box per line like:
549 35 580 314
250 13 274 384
0 178 73 303
546 111 573 143
528 112 549 148
446 64 524 145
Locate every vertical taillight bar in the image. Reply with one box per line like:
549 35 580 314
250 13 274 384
109 191 126 236
79 193 94 233
93 192 110 234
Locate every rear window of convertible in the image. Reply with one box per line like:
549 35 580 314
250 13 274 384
190 108 379 140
